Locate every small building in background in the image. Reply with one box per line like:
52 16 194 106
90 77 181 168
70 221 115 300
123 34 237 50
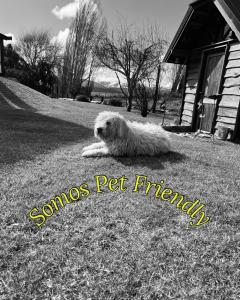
164 0 240 140
0 33 12 76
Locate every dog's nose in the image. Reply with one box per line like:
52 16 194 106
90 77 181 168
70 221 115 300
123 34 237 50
97 127 103 134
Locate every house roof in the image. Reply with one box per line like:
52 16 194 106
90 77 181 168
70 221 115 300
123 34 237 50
0 33 12 41
164 0 240 63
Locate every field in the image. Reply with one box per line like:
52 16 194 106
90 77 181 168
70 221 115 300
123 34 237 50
0 78 239 300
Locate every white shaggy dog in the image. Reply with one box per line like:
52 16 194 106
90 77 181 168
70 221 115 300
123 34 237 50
82 111 171 157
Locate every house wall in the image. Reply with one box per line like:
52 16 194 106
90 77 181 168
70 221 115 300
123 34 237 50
181 43 240 136
216 43 240 131
0 39 3 75
181 55 201 126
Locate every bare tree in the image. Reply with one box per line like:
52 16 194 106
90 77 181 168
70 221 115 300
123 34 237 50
17 30 62 69
170 64 186 95
143 25 169 113
135 80 150 117
16 30 62 94
61 0 106 98
95 23 164 112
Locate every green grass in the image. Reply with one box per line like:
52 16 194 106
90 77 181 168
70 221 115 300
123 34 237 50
0 78 240 299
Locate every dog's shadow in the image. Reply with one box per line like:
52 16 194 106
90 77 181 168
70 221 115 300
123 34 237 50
115 151 187 170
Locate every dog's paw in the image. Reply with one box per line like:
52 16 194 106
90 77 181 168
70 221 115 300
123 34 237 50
82 146 88 152
81 150 100 157
82 142 105 153
82 151 89 157
82 148 109 157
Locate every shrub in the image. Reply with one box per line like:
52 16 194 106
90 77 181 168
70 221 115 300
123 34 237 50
103 98 123 107
75 94 90 102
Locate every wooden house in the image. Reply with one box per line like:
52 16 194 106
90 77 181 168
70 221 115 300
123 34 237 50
164 0 240 139
0 33 12 76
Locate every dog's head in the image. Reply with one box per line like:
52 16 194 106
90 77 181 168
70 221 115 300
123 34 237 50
94 111 129 141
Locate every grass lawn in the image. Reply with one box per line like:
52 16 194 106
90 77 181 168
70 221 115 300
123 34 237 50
0 78 240 299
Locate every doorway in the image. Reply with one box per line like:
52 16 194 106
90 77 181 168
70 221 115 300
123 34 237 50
196 49 226 132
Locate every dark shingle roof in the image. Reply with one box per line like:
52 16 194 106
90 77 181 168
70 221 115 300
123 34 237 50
0 33 12 41
164 0 240 63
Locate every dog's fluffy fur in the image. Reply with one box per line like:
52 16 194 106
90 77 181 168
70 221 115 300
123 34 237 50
82 111 171 157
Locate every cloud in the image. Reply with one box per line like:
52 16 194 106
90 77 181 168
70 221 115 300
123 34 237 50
3 33 17 45
51 28 70 46
52 0 98 20
52 0 79 20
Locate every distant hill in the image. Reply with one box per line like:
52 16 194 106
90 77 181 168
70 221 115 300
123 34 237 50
82 80 170 96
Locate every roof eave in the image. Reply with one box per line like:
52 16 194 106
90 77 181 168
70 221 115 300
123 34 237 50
214 0 240 41
0 33 12 41
164 0 240 64
163 6 194 63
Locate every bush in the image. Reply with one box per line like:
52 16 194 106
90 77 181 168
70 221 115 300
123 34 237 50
75 94 90 102
91 96 103 104
5 68 29 84
103 98 123 107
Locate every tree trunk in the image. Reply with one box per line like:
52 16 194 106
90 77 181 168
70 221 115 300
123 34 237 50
127 83 134 112
171 64 183 94
141 96 148 117
152 64 161 113
127 94 133 111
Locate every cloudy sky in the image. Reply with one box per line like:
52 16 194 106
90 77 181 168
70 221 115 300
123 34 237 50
0 0 193 85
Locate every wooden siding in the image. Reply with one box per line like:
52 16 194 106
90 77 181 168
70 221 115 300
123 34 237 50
217 43 240 131
181 57 201 125
181 43 240 134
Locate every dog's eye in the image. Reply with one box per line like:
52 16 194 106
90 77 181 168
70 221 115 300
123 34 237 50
106 121 111 126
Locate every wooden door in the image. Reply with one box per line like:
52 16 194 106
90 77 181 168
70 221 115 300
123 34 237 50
197 51 225 132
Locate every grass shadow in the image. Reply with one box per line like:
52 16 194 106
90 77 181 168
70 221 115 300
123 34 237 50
0 108 93 165
115 151 187 170
0 81 36 111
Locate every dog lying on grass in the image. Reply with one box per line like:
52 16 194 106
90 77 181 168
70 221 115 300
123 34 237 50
82 111 171 157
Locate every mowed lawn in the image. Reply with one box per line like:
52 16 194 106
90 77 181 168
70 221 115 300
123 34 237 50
0 78 240 299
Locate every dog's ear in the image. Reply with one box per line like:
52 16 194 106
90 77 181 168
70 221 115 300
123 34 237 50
118 118 128 138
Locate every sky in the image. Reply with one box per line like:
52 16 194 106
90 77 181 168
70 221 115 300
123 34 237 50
0 0 193 85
